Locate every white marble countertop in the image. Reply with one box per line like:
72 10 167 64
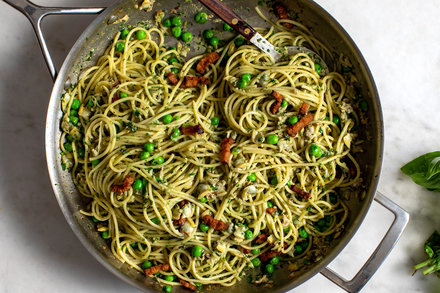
1 0 439 292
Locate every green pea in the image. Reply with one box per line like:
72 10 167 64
133 179 143 190
299 227 309 238
69 115 79 126
70 109 78 117
223 23 232 31
168 57 178 64
294 244 303 254
71 99 80 110
170 68 179 74
200 223 210 232
231 148 240 155
91 159 100 167
211 116 219 126
172 26 182 38
251 248 260 255
333 114 340 125
130 242 138 248
120 29 129 39
194 12 208 24
266 134 278 145
300 240 309 250
283 226 290 233
63 142 73 153
136 30 146 40
170 128 180 139
141 260 153 270
270 256 279 265
281 100 288 108
171 16 182 26
270 177 278 186
265 264 274 274
164 275 175 282
181 32 193 43
203 29 214 39
173 115 180 121
251 258 261 267
314 63 322 75
92 216 99 223
288 116 298 125
119 92 128 98
88 99 94 107
241 73 251 82
115 42 125 52
360 100 368 111
234 37 245 46
163 285 172 293
162 114 173 124
245 230 253 239
199 197 208 203
267 201 273 208
209 36 219 46
163 18 172 27
237 79 248 89
151 217 160 224
144 143 155 152
247 173 256 182
153 156 165 165
192 245 203 257
309 144 322 158
140 151 150 160
102 231 110 239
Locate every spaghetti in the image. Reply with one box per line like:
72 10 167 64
59 11 362 290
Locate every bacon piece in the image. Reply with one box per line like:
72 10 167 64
180 124 204 135
167 72 179 85
112 81 120 88
241 247 251 254
179 200 188 208
291 185 311 200
270 90 283 114
112 96 119 102
144 264 170 276
202 214 229 231
196 52 220 74
260 250 282 262
220 137 234 164
181 76 210 88
299 102 310 115
274 3 294 29
286 113 314 137
254 233 268 244
266 207 277 215
179 279 197 291
111 175 135 193
173 217 186 227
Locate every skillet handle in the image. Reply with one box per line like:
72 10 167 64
320 192 409 292
2 0 104 81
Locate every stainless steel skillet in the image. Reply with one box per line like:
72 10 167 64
4 0 409 292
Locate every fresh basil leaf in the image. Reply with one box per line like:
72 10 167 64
401 151 440 191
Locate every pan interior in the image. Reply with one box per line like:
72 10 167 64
45 0 383 292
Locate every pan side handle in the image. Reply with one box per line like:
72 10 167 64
3 0 105 81
320 192 410 292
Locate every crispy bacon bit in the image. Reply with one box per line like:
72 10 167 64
291 185 311 200
180 124 204 135
260 250 282 262
286 113 314 137
299 102 310 115
181 76 210 88
179 200 188 208
241 247 251 254
173 217 186 227
270 90 283 114
274 3 294 29
202 214 229 231
220 137 234 164
254 233 268 244
179 279 197 291
196 52 220 74
266 207 277 215
167 72 180 85
112 81 120 88
111 175 135 193
111 96 119 103
144 264 170 276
